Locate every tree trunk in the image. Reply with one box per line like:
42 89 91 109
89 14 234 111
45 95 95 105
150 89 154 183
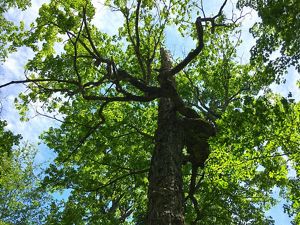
146 48 185 224
147 97 184 225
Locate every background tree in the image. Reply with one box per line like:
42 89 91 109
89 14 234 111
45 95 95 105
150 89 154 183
0 0 299 224
0 120 52 224
1 2 54 223
238 0 300 73
238 1 300 224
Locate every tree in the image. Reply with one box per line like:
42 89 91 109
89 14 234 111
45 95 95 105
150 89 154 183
0 120 52 224
238 0 300 73
0 0 299 224
238 1 300 224
1 3 53 222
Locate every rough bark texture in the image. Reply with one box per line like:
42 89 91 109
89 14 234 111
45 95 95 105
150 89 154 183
147 96 184 225
146 48 185 225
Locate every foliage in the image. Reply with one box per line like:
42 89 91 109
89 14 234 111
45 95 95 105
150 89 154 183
0 121 51 224
0 120 21 155
0 0 299 224
237 1 300 224
238 0 300 75
0 0 31 60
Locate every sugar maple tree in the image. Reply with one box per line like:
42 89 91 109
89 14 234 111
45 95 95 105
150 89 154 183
1 0 300 224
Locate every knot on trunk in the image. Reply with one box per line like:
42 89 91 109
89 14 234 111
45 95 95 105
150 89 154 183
180 117 216 168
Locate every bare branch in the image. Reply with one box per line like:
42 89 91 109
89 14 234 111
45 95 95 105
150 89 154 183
170 0 228 76
214 0 228 20
0 79 79 89
35 109 64 123
170 17 204 76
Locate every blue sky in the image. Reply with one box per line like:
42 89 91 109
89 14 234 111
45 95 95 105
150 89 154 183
0 0 297 224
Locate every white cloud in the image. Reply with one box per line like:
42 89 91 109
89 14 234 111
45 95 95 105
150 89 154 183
1 0 53 165
92 0 123 35
5 0 48 28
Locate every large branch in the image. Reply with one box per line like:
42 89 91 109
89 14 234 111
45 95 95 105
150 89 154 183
1 6 165 105
170 0 228 76
72 9 161 97
81 91 159 103
116 69 161 95
52 10 162 99
169 17 204 76
0 76 161 104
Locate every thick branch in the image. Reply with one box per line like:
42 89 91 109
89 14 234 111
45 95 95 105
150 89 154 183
214 0 228 20
170 17 204 76
116 69 161 95
0 75 161 104
170 0 228 76
81 92 159 103
39 14 161 100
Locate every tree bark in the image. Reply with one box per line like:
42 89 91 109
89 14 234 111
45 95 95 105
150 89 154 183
147 97 185 225
146 48 185 224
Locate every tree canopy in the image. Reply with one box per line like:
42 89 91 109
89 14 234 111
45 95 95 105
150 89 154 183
238 0 300 73
0 0 299 224
0 120 52 224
